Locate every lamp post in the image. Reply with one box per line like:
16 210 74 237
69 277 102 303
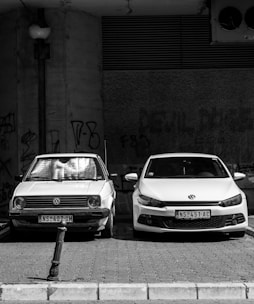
29 8 51 154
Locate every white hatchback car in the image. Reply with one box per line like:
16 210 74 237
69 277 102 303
9 153 116 238
125 153 248 238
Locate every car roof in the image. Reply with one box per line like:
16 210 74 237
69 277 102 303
36 153 100 159
148 152 219 159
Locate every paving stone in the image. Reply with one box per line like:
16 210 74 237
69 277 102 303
148 282 197 300
197 282 246 299
1 283 48 301
99 283 147 300
48 282 98 301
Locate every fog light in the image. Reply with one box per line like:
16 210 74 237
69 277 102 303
138 214 153 226
146 215 153 225
232 215 238 225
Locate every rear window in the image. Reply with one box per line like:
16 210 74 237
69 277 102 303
145 157 229 178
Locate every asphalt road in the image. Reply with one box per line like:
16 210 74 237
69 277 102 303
0 221 254 284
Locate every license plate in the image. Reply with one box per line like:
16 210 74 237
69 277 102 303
38 215 73 223
175 210 211 220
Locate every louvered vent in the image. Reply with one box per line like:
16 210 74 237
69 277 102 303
102 15 254 70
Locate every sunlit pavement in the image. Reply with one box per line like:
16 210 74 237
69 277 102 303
0 217 254 301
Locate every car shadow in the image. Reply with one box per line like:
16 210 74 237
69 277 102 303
113 221 236 243
1 229 97 243
0 221 243 243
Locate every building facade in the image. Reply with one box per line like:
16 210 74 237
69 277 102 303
0 2 254 216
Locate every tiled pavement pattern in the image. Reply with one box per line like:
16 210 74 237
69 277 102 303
0 217 254 300
52 224 254 284
0 220 254 283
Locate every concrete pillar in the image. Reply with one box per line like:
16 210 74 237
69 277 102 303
0 8 103 216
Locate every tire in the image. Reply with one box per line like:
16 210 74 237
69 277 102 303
229 231 245 238
101 208 114 238
9 222 19 240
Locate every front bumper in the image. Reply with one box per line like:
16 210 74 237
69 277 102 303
133 204 248 233
9 208 110 232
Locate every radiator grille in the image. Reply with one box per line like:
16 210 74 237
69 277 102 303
24 196 89 208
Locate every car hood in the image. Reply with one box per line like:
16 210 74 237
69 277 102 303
13 180 107 196
138 178 241 201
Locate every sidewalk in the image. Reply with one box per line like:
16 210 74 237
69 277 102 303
0 217 254 301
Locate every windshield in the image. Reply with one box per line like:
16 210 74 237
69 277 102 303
144 157 229 179
25 157 105 181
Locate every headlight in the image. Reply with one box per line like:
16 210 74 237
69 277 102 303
138 194 165 208
13 197 26 210
219 194 242 207
87 195 101 208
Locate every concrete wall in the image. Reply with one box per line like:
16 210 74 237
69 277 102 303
47 9 104 156
0 9 103 216
103 69 254 174
0 10 18 216
1 8 254 218
103 69 254 216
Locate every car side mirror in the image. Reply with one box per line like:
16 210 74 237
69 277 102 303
125 173 138 182
109 173 118 179
233 172 246 181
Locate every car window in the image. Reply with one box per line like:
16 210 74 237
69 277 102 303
145 157 229 178
25 157 105 181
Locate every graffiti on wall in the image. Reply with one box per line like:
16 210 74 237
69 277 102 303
0 113 16 215
71 120 101 151
118 106 254 158
0 115 103 216
138 106 254 135
0 157 14 215
120 134 150 157
49 129 60 153
20 129 37 174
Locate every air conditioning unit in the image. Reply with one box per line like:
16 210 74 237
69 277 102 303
210 0 254 43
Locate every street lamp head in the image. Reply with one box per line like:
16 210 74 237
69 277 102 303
29 8 51 40
29 24 51 40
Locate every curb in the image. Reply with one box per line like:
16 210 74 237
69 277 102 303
0 221 254 301
0 282 254 301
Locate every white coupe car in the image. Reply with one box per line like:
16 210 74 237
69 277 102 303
125 153 248 238
9 153 116 238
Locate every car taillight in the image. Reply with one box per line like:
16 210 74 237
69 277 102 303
87 195 101 208
13 197 26 210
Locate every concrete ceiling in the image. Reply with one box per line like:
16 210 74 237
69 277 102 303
0 0 208 16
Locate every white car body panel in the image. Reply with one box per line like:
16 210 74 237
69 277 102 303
139 178 241 202
13 180 110 198
9 153 116 237
128 153 248 235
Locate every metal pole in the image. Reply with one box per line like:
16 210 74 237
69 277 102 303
47 221 67 281
32 8 50 154
37 39 46 154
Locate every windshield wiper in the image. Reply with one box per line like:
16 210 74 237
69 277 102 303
27 176 51 181
52 178 64 182
79 178 98 181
